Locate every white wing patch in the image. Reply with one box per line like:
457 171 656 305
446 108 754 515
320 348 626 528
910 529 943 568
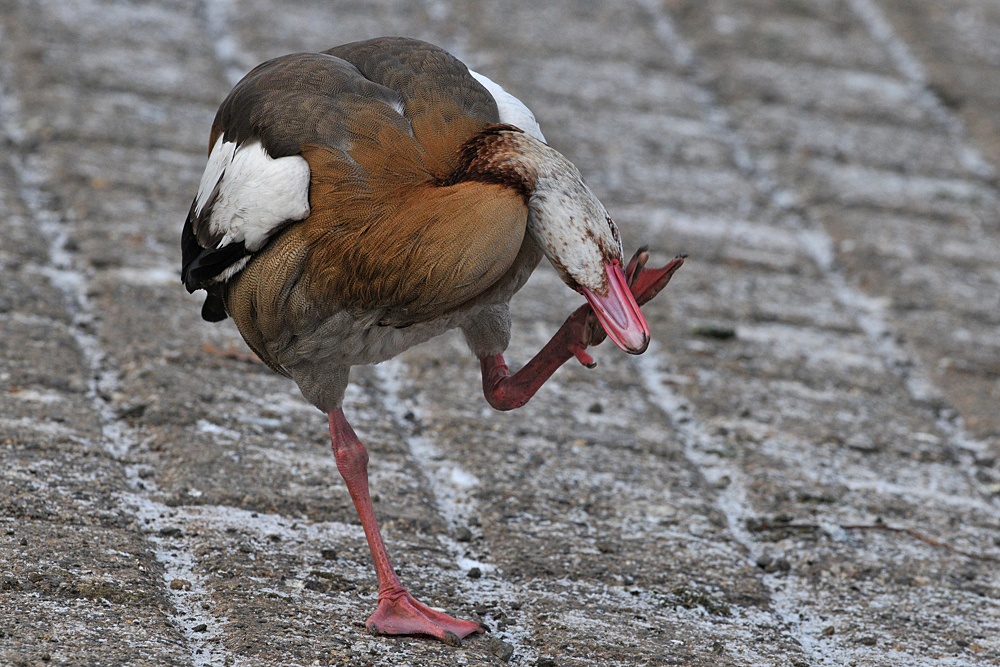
469 69 546 143
195 136 311 252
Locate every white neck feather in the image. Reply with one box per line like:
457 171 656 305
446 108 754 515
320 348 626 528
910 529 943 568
511 136 623 295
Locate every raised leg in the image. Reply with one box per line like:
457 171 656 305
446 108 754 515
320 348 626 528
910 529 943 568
481 249 685 411
481 303 594 410
328 409 484 646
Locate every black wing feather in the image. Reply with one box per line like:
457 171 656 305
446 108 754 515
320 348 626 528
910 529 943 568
181 203 247 322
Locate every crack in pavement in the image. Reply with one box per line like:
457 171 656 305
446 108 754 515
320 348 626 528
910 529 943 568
1 20 243 667
626 1 1000 664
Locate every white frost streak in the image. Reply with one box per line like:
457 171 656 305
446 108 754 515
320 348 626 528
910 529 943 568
469 69 546 143
196 136 311 252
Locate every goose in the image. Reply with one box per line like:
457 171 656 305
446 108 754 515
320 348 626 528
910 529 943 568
181 36 684 645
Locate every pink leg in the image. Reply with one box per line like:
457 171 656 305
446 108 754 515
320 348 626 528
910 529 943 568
481 304 595 411
481 250 685 410
328 409 484 646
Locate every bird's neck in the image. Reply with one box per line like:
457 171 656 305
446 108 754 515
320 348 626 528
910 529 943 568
446 123 594 230
446 125 617 294
445 124 579 199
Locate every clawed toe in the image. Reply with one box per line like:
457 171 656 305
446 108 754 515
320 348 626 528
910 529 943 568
631 254 686 306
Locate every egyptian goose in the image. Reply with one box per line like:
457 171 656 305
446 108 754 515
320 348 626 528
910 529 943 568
181 37 683 645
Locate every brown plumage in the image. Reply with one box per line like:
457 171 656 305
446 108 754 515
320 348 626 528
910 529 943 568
225 174 533 375
295 155 529 323
188 39 540 382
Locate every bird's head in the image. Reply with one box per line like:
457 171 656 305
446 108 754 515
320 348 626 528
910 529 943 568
451 126 649 354
522 138 649 355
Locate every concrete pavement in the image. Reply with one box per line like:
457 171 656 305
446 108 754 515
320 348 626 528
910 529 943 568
1 0 999 665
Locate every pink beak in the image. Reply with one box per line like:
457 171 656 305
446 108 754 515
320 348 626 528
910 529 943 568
579 261 650 354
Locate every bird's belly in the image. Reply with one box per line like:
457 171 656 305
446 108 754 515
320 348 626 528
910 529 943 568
279 308 474 368
345 314 468 365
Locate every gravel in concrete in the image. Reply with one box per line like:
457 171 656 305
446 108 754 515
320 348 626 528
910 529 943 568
2 0 998 665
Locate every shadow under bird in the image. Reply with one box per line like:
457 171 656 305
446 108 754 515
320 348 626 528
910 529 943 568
181 36 684 645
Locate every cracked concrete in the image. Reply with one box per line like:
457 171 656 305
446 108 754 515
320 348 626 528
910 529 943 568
1 0 999 665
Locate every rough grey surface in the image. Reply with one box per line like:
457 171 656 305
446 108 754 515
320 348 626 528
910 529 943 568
1 0 999 665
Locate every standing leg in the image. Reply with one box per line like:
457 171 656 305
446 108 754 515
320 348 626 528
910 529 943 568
328 409 484 646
